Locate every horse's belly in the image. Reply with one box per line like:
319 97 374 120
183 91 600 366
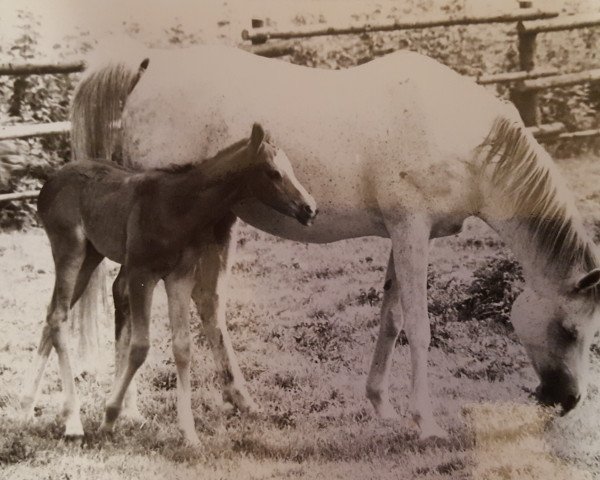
234 199 387 243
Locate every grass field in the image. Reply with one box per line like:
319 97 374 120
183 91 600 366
2 156 600 479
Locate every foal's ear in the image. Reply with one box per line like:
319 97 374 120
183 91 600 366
573 268 600 293
250 123 265 153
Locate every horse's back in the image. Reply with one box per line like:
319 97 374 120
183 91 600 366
120 45 515 242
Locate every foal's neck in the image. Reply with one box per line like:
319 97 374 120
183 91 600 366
168 143 254 207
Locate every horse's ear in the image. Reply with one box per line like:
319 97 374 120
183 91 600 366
250 123 265 152
573 268 600 293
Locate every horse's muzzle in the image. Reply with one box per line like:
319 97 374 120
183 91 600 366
535 378 582 415
297 205 318 226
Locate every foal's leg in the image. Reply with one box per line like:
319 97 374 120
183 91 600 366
372 215 445 440
191 214 258 413
366 252 402 420
164 255 199 445
21 314 54 420
112 267 143 421
23 233 87 437
101 268 157 433
70 243 104 308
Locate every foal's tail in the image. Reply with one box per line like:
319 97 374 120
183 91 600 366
69 37 149 374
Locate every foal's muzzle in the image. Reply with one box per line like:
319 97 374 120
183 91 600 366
297 204 318 226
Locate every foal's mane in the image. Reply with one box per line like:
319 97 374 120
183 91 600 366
154 138 249 174
480 116 600 295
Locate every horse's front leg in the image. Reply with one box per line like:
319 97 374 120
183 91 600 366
164 254 200 446
191 214 258 414
372 214 445 440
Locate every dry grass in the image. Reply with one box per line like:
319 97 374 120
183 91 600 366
2 156 600 478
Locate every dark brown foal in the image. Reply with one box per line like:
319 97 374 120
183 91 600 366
22 123 317 444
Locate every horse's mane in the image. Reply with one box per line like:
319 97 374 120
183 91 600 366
480 116 600 298
154 138 249 174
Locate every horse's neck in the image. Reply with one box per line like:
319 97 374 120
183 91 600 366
481 166 592 296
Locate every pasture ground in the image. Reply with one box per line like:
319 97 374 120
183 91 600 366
1 155 600 479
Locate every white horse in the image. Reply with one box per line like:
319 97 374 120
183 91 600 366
66 42 600 441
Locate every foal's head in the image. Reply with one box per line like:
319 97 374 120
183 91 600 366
511 269 600 415
244 123 317 226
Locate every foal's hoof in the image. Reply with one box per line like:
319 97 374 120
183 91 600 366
64 418 85 438
98 421 115 437
223 389 260 416
120 408 146 424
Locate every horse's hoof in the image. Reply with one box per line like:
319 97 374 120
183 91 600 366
371 398 399 421
20 408 35 423
183 433 201 447
376 406 400 422
20 398 35 421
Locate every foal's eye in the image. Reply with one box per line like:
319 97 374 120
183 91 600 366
266 170 283 181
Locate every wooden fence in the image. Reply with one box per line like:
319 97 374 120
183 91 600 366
1 3 600 203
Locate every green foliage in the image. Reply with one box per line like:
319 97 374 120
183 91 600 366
462 256 524 327
1 10 79 229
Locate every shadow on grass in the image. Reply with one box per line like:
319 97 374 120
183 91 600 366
0 410 473 467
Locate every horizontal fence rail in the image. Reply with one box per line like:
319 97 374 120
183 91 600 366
0 61 85 76
518 12 600 34
242 8 558 44
0 121 70 141
519 68 600 90
476 67 558 85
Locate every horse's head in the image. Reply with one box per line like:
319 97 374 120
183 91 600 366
511 269 600 414
245 123 317 226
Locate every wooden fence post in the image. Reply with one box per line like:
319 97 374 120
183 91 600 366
250 18 267 45
8 76 27 117
511 1 540 126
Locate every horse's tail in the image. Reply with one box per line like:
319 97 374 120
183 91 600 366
69 37 149 374
71 36 149 163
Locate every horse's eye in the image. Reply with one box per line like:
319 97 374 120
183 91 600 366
558 324 578 343
266 169 282 181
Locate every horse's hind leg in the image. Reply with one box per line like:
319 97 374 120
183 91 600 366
191 214 258 413
23 231 87 437
165 253 199 445
366 252 402 420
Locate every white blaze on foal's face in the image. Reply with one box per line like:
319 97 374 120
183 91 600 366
252 145 317 226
